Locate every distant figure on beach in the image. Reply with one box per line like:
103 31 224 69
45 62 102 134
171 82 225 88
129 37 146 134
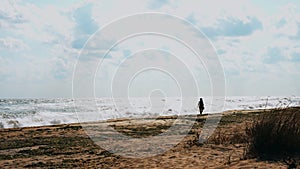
198 98 204 115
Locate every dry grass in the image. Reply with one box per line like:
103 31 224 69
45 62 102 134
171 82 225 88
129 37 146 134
245 107 300 160
205 128 247 145
194 106 300 168
201 107 300 160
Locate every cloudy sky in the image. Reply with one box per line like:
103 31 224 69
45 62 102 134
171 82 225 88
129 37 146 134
0 0 300 98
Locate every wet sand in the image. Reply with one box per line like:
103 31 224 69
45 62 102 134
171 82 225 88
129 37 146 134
0 108 298 168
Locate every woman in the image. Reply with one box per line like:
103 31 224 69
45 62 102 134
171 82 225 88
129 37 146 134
198 98 204 115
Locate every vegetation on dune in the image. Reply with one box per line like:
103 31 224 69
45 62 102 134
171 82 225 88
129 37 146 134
195 106 300 167
245 107 300 159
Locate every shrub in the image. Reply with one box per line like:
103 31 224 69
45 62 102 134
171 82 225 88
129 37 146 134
245 107 300 159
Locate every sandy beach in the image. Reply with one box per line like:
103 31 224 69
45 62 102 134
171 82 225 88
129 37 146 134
0 108 299 168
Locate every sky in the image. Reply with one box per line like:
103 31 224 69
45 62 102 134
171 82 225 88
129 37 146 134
0 0 300 98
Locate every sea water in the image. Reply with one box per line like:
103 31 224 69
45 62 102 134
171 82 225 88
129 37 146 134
0 96 299 128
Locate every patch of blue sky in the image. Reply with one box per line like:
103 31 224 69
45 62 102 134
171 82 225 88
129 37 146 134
122 49 132 58
147 0 169 9
263 47 285 64
201 16 262 39
74 4 98 35
53 66 68 80
224 69 240 76
185 14 197 25
71 36 89 49
291 52 300 62
217 49 226 55
276 18 287 28
72 4 99 49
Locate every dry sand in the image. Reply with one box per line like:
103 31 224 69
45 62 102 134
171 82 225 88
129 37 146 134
0 108 298 168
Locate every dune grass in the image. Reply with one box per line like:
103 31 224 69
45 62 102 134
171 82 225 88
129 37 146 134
245 107 300 160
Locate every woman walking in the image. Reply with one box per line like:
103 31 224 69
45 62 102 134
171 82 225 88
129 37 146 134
198 98 204 115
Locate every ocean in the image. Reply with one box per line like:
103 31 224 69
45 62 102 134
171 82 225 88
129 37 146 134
0 96 299 128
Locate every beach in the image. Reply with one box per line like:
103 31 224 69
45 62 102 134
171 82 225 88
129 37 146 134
2 0 300 168
1 107 298 168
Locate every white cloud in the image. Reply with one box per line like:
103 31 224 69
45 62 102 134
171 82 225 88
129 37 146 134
0 56 9 74
90 0 151 26
0 1 76 45
0 37 28 50
0 1 27 28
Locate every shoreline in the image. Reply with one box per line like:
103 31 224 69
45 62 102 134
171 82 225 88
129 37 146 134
1 96 300 129
1 107 294 131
